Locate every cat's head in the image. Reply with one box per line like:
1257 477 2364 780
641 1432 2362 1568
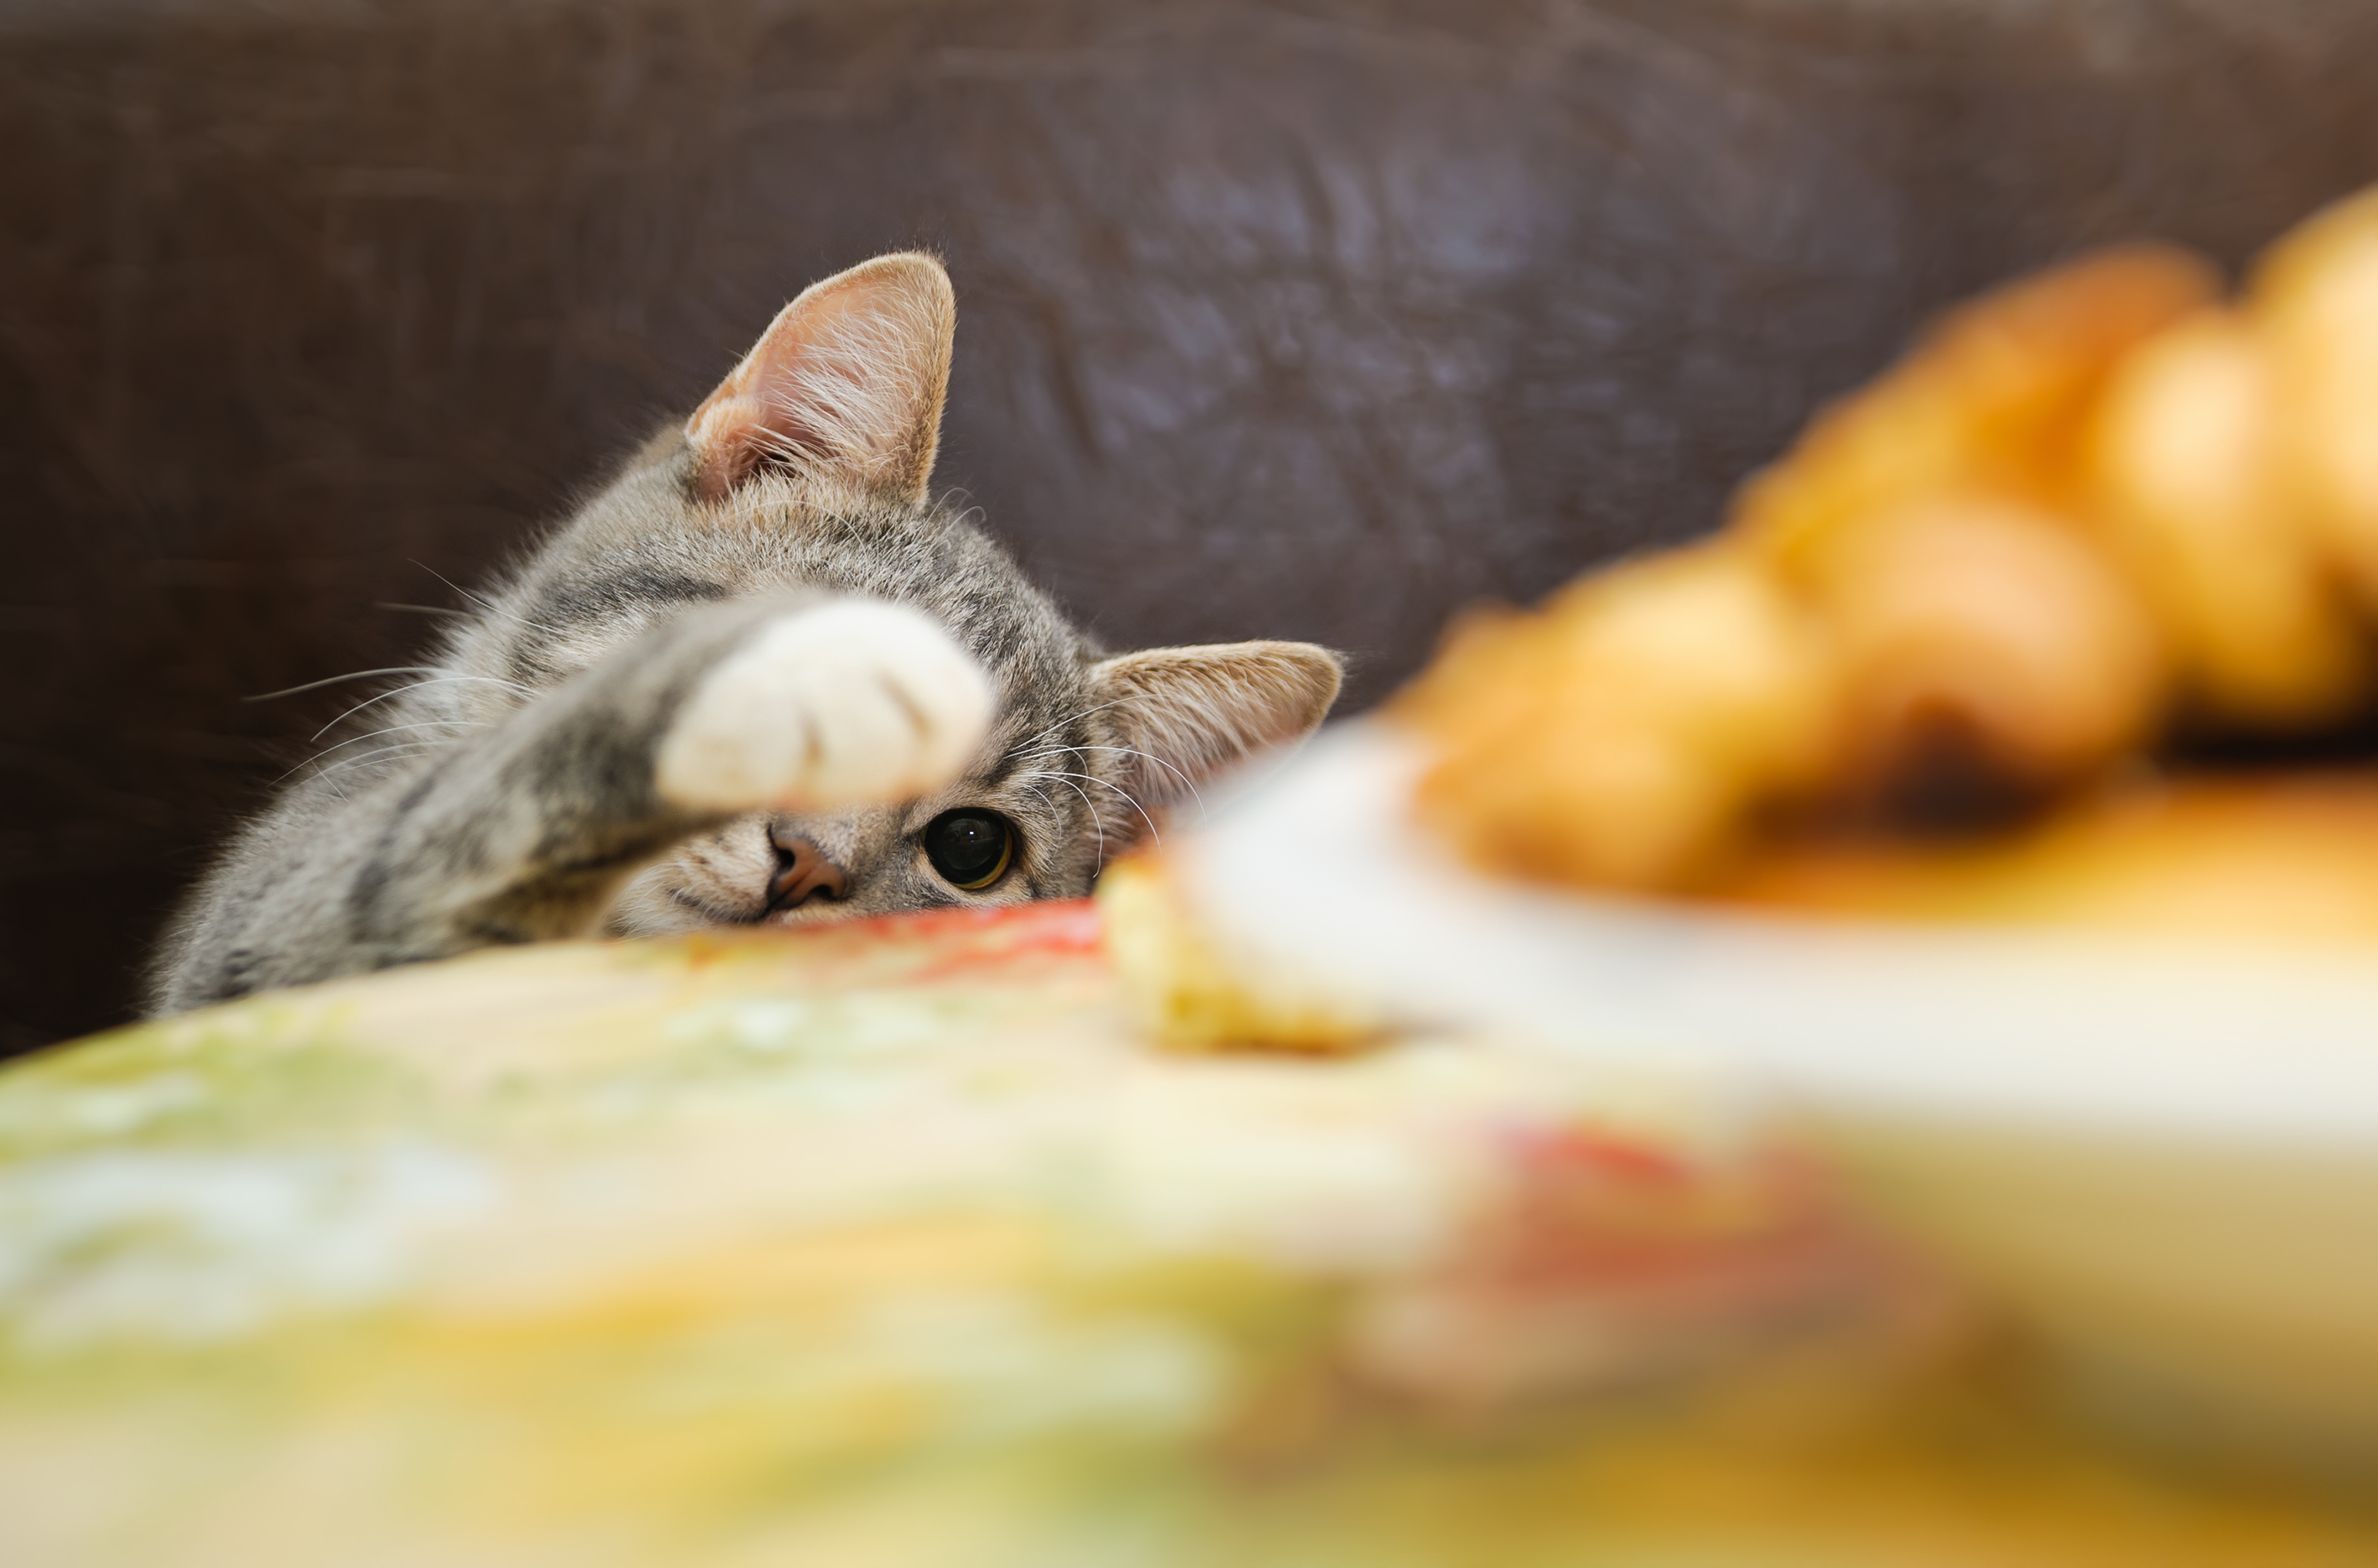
447 252 1342 930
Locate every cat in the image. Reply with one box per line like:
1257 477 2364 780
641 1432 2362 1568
146 253 1342 1015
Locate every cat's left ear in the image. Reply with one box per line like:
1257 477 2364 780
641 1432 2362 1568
686 252 956 504
1089 641 1345 806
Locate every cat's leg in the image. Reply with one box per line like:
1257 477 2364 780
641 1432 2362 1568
151 596 990 1009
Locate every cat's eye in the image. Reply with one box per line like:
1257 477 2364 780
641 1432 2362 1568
922 810 1014 891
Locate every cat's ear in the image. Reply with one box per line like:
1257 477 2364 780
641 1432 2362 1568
686 252 956 504
1089 641 1344 806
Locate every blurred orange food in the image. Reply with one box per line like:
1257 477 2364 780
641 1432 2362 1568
1403 189 2378 906
1403 547 1834 888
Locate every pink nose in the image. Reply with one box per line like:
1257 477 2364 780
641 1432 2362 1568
766 828 850 910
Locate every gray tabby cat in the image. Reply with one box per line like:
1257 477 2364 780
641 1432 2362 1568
148 254 1341 1015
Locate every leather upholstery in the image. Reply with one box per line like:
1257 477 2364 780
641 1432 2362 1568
5 0 2376 1047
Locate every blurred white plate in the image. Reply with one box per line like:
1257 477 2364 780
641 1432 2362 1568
1180 721 2378 1463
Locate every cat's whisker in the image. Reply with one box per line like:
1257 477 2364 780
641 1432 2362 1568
314 717 476 751
243 666 451 703
1013 782 1060 822
1001 698 1136 762
1012 743 1206 820
309 676 536 741
286 720 482 780
306 741 445 782
1017 769 1107 871
310 685 433 741
311 740 441 772
1021 767 1160 847
410 560 566 636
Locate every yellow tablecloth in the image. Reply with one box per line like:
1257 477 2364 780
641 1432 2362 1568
3 903 2371 1565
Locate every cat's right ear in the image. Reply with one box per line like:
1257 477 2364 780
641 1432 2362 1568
686 253 957 505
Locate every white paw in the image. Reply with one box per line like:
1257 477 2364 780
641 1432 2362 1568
655 600 995 812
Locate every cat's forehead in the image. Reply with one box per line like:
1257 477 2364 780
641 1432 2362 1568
979 687 1102 769
509 470 1090 693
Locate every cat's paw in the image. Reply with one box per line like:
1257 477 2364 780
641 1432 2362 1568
654 600 994 812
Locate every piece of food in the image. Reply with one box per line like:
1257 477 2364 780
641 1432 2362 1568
2253 187 2378 611
1736 246 2211 791
1792 492 2167 793
2085 309 2368 729
1402 187 2378 898
1098 852 1379 1052
1405 548 1835 888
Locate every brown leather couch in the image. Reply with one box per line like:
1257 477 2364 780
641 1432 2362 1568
5 0 2376 1050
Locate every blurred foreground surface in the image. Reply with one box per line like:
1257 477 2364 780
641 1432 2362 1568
5 903 2376 1566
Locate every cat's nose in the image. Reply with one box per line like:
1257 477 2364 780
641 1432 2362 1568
766 828 851 910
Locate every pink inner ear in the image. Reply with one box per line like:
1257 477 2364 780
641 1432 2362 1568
687 300 865 500
684 256 954 505
686 393 769 499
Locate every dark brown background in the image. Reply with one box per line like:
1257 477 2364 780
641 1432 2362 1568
6 0 2378 1052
